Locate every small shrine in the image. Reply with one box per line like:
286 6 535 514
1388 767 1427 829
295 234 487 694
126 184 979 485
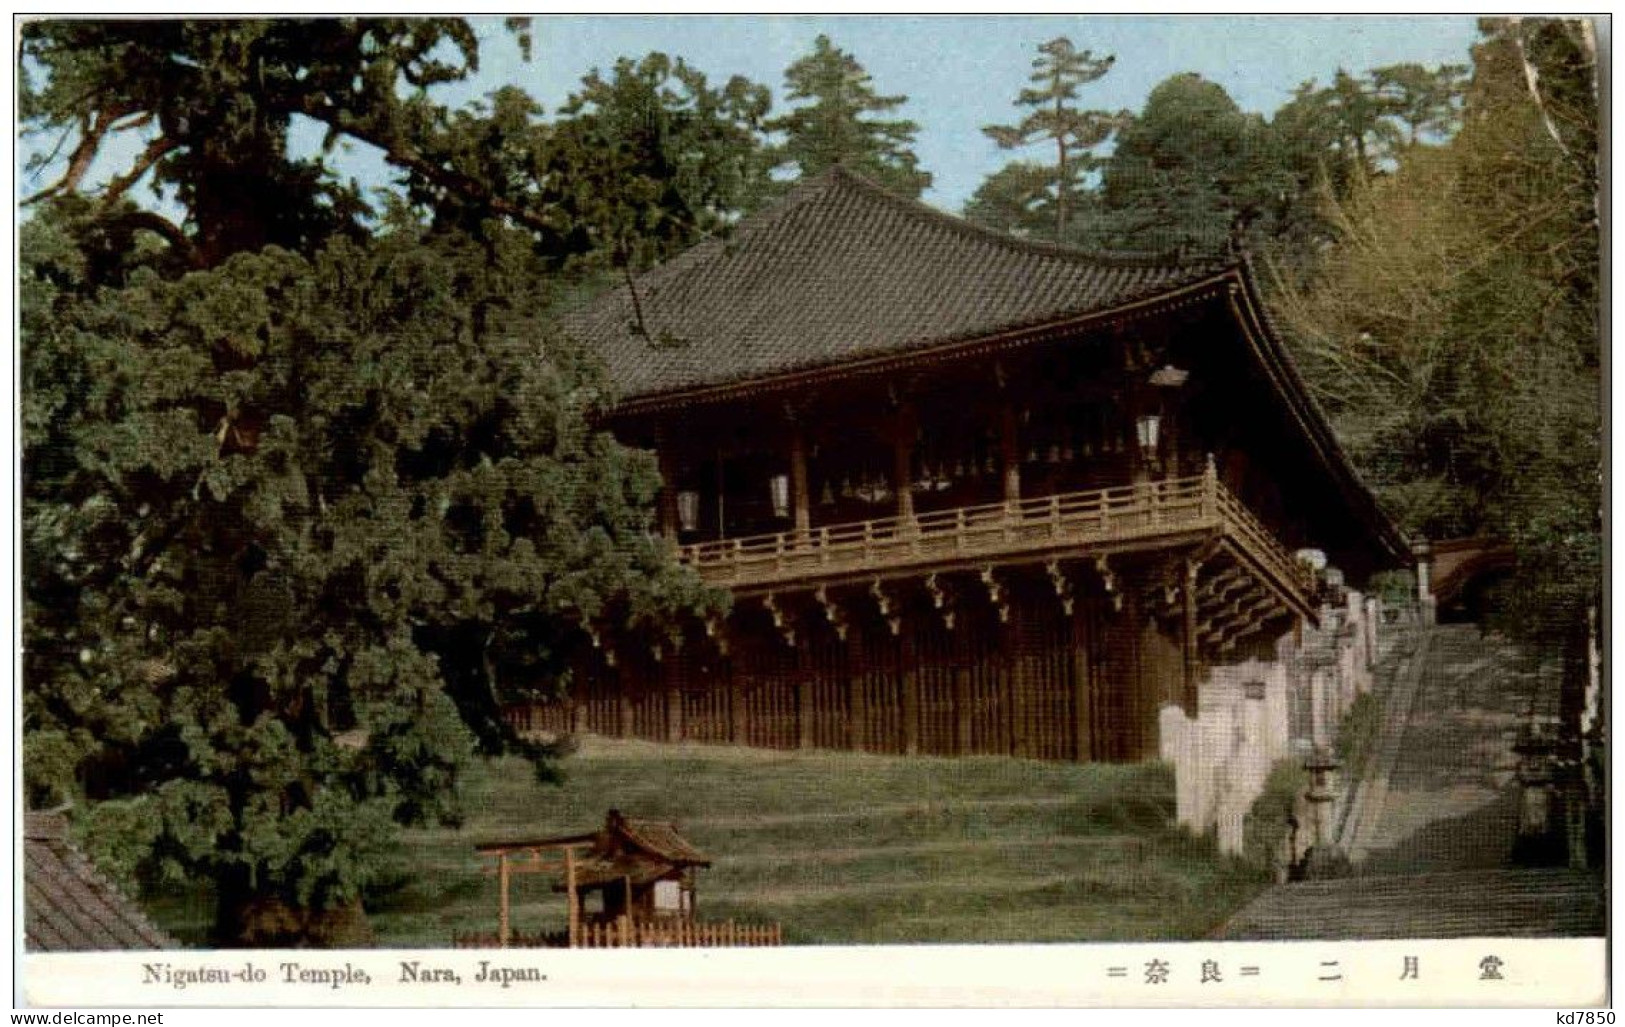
456 810 780 948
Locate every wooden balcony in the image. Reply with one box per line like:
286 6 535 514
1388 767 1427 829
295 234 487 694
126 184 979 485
680 469 1319 617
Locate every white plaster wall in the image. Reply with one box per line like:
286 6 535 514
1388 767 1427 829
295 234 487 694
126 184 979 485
1161 587 1379 856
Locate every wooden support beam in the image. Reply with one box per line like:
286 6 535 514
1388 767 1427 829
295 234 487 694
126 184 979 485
848 627 868 752
564 847 580 948
953 664 972 757
815 585 849 641
655 426 680 540
870 578 902 636
789 419 810 542
764 592 797 647
1201 588 1280 648
900 627 920 756
980 566 1009 624
1197 566 1251 615
663 641 685 743
498 851 511 949
1000 401 1021 506
925 572 956 630
1046 558 1076 617
893 403 917 524
1071 602 1093 762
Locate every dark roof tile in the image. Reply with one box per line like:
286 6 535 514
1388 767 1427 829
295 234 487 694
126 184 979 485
565 167 1223 402
24 812 177 952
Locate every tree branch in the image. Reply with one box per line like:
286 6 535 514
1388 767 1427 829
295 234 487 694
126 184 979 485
102 136 180 205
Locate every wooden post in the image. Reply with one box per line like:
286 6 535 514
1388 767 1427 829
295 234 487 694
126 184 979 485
1182 558 1200 714
900 627 920 755
664 647 685 742
1000 402 1021 506
1006 601 1027 757
497 851 511 949
655 424 680 540
893 404 916 525
1071 604 1093 762
796 665 813 749
953 665 972 756
848 628 868 752
729 674 747 745
790 420 811 543
564 846 580 948
617 686 633 739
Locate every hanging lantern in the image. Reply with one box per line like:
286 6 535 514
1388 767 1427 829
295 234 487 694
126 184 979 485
840 475 855 499
1135 414 1162 460
769 473 791 519
954 458 968 479
676 490 701 532
820 480 836 506
1047 444 1062 464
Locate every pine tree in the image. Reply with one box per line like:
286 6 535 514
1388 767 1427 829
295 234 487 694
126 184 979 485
764 35 931 198
980 37 1125 240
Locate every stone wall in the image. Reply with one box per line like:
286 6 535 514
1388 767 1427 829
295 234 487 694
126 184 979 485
1160 586 1382 855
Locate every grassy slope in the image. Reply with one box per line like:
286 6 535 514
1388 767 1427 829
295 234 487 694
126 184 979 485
148 739 1268 946
369 739 1266 946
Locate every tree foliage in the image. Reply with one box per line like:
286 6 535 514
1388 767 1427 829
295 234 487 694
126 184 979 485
1094 74 1290 257
1272 17 1599 646
763 35 930 198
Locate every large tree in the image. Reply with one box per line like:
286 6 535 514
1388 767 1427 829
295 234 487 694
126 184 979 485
763 35 930 198
21 19 725 945
1095 73 1288 258
976 36 1126 240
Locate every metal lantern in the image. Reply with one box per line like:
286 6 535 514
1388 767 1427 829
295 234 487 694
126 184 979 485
769 473 791 519
676 490 701 533
1135 413 1162 458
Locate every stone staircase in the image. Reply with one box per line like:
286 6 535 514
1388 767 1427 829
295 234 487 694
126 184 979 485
1219 623 1606 940
1215 867 1604 940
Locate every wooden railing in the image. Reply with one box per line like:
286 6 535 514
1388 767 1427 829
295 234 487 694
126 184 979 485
680 470 1316 602
453 917 783 949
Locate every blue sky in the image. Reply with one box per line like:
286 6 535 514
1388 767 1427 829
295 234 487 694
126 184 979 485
20 15 1485 216
435 15 1484 210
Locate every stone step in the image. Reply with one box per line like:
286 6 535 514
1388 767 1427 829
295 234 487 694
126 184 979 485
1215 868 1605 940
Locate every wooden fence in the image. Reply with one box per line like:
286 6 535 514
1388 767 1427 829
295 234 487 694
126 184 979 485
453 917 782 949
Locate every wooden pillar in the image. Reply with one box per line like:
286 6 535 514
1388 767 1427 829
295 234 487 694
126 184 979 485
789 420 811 542
848 628 868 752
900 627 920 755
795 650 813 750
564 847 580 948
1000 402 1021 506
1071 604 1093 762
617 681 633 739
497 851 511 949
893 404 917 523
1182 559 1200 715
663 647 685 742
953 664 972 756
655 425 680 540
729 670 747 745
1006 600 1028 757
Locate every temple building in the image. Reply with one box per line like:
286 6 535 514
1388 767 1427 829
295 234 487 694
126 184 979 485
511 167 1410 789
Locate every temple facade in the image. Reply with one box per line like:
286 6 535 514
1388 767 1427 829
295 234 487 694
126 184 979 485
509 168 1410 776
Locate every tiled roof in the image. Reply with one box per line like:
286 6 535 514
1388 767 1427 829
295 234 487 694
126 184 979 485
24 811 177 952
615 816 709 866
565 166 1224 403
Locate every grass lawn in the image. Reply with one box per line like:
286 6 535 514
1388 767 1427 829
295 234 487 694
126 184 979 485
149 738 1270 946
